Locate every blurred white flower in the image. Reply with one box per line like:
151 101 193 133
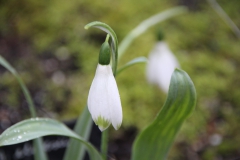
88 64 122 131
209 133 222 146
146 41 180 93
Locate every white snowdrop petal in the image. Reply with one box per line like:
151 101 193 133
106 66 122 130
87 64 122 131
146 42 180 93
88 64 111 131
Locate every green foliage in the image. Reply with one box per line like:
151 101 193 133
0 55 47 160
117 57 148 75
63 106 93 160
0 0 240 159
0 118 102 160
132 69 196 160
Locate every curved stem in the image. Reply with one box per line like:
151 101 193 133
105 34 110 42
85 22 119 76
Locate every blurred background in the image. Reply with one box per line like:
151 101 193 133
0 0 240 159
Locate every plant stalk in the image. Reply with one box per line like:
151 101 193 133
101 129 109 160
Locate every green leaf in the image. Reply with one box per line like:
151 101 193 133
131 69 196 160
0 55 37 117
0 55 47 160
0 55 17 74
118 6 188 59
33 138 48 160
207 0 240 39
85 21 119 75
117 57 148 75
0 118 102 160
63 106 93 160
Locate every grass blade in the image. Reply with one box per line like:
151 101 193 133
0 55 47 160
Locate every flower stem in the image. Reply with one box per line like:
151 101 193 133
85 22 119 76
101 129 109 160
105 34 110 42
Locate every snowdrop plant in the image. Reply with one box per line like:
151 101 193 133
0 6 196 160
88 38 122 131
146 32 180 93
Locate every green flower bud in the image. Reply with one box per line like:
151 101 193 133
156 28 165 41
99 41 111 65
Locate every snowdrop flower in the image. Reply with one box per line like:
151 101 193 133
146 41 180 93
88 41 122 131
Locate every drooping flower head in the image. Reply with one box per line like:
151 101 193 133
88 41 122 131
146 30 180 93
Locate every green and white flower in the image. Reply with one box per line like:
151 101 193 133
146 41 180 93
88 41 122 131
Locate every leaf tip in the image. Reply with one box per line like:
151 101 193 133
84 21 101 30
84 24 90 30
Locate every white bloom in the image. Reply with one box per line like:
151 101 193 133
88 64 122 131
146 41 180 93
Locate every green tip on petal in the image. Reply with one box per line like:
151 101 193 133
94 116 110 131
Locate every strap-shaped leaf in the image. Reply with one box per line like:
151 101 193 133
117 57 148 75
63 106 93 160
118 6 188 59
0 55 37 117
131 68 196 160
0 118 102 160
0 55 47 160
